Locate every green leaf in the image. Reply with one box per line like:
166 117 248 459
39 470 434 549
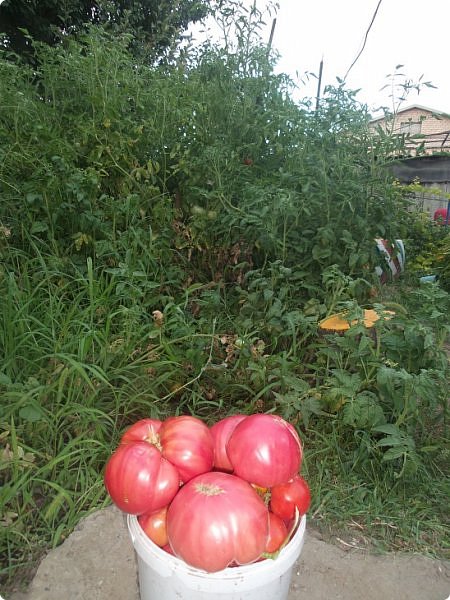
312 244 332 261
377 436 404 447
419 445 440 453
382 447 406 461
0 372 12 386
19 404 45 423
331 369 362 393
298 395 328 429
31 221 48 233
372 423 401 436
348 252 359 269
286 377 310 394
342 391 385 428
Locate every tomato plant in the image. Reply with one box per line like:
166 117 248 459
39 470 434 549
226 414 303 487
104 442 180 515
167 471 269 572
138 506 168 547
210 414 247 472
270 474 311 520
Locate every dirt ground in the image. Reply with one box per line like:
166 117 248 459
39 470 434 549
4 505 449 600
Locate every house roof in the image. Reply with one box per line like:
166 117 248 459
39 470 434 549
370 104 450 123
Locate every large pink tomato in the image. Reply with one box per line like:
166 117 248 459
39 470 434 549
210 414 247 472
104 441 179 515
270 474 311 520
167 472 269 572
120 418 162 445
159 416 214 483
226 414 302 487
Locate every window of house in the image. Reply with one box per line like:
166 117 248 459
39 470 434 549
398 120 422 134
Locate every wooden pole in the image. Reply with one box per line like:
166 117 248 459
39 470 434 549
267 18 276 56
315 57 324 111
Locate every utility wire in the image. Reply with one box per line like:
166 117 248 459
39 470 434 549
344 0 383 81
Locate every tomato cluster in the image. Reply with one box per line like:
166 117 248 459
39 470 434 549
104 413 311 572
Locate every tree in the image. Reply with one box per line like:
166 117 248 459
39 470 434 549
0 0 210 59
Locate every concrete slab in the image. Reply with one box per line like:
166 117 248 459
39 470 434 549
5 506 450 600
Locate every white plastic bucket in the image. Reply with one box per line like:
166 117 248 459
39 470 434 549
127 513 306 600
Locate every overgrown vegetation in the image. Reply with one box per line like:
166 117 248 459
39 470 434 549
0 0 211 60
400 184 450 289
1 2 449 591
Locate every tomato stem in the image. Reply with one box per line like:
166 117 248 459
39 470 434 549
146 432 162 451
195 483 225 496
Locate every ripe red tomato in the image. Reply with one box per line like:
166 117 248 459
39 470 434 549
120 418 162 445
167 472 269 572
269 474 311 520
265 512 288 554
210 414 247 472
159 415 214 483
104 442 180 515
138 506 168 547
226 414 303 487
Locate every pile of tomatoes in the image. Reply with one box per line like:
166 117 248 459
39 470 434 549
104 413 311 572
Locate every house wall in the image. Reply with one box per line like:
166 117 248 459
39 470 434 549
371 107 450 135
370 107 450 155
391 107 450 135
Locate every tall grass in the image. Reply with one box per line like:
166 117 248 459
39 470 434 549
0 238 257 576
2 248 448 588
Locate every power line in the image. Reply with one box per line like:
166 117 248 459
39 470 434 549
344 0 384 81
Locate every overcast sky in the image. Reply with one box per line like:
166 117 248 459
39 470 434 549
270 0 450 115
192 0 450 117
